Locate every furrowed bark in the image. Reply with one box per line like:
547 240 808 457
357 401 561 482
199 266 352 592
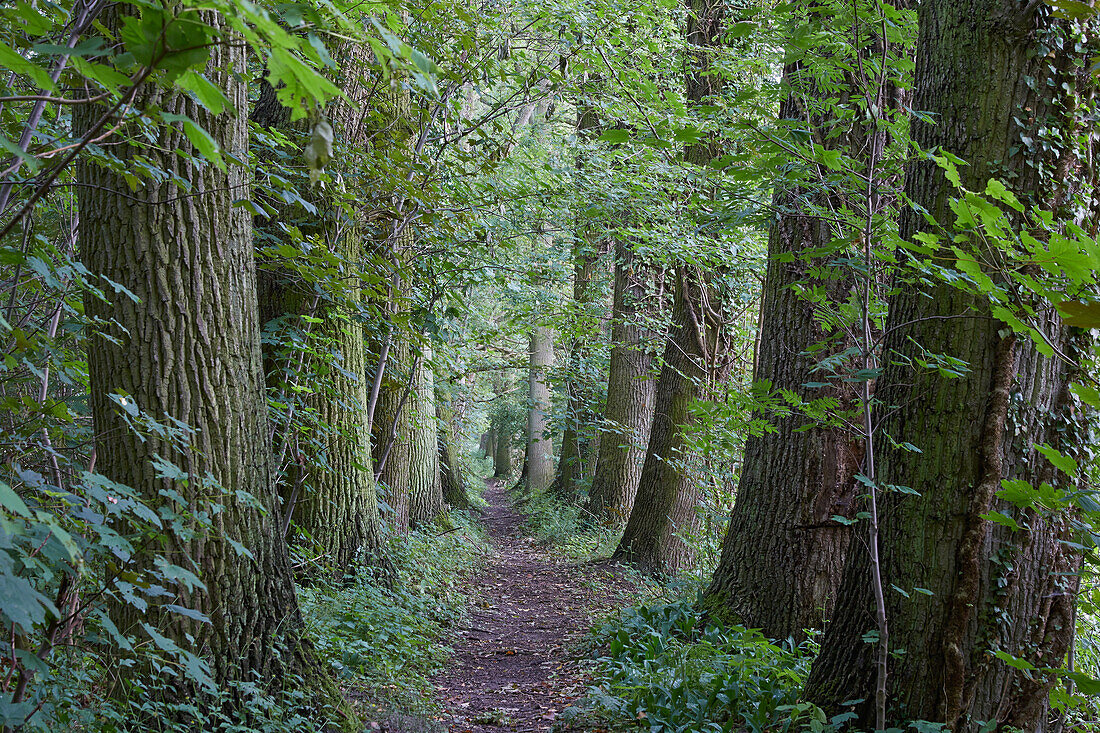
78 9 349 719
806 4 1093 728
588 238 656 526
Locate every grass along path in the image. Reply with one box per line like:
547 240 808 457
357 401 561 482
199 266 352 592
433 479 638 732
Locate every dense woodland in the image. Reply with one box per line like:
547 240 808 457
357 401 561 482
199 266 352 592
1 0 1100 731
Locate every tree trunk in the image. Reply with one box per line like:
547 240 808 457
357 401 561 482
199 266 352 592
77 10 346 715
525 326 555 494
554 103 603 503
588 238 656 525
612 0 726 574
554 247 598 501
806 4 1091 729
439 392 473 511
492 423 512 478
701 10 885 639
372 328 412 533
252 48 386 575
613 268 720 574
409 344 442 527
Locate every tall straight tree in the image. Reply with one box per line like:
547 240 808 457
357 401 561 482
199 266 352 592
409 343 443 526
524 324 555 493
806 2 1094 729
252 42 387 574
77 10 345 712
491 371 514 479
701 0 909 640
369 48 419 535
588 238 656 525
613 0 726 574
372 330 413 532
554 104 603 501
553 244 598 501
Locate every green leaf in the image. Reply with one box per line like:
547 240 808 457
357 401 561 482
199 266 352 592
0 481 30 518
991 649 1036 673
1055 300 1100 328
1046 0 1097 20
1067 671 1100 695
0 41 57 92
598 129 631 144
984 178 1023 212
981 510 1020 531
176 70 231 115
161 112 224 169
1035 443 1078 477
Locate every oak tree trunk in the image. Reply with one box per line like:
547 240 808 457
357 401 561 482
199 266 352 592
78 10 346 715
806 4 1091 729
588 239 656 525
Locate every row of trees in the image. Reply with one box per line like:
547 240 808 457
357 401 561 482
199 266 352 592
478 0 1100 730
0 0 1098 730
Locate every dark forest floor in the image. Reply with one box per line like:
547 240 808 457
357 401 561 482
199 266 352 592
431 480 640 732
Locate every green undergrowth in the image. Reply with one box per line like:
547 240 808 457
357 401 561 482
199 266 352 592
510 486 621 560
565 598 830 733
298 509 488 727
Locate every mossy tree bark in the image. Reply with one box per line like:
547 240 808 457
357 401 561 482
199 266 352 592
612 268 719 574
588 238 656 526
701 6 890 639
806 4 1093 729
78 11 348 717
252 43 386 575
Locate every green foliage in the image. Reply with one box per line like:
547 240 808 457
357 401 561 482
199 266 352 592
515 487 619 559
574 599 826 733
298 513 487 719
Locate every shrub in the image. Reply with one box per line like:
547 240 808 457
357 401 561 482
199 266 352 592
576 598 826 733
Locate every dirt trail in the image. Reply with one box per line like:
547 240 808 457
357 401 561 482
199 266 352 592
433 480 637 732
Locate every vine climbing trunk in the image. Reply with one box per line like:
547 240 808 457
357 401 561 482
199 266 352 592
806 3 1093 729
77 8 348 717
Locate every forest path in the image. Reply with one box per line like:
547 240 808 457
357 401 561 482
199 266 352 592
432 479 638 732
